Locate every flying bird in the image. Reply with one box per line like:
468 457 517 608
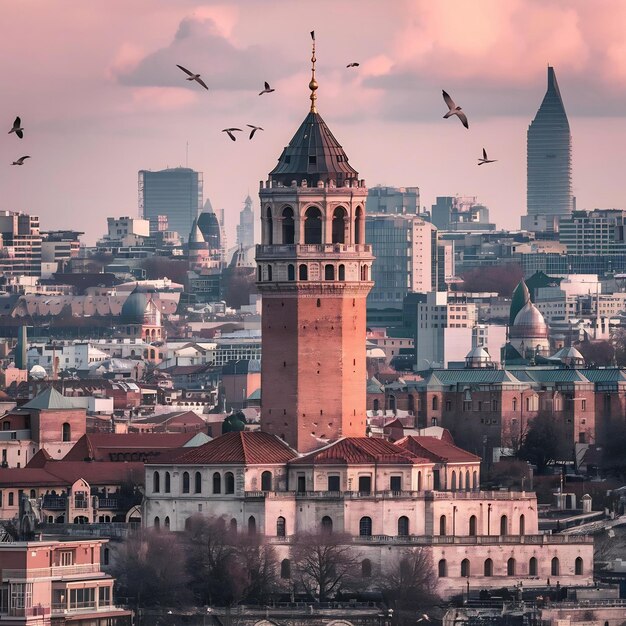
11 156 30 165
478 148 497 165
247 124 264 140
222 128 242 141
346 62 360 68
310 30 315 41
417 615 430 623
8 117 23 139
176 64 209 90
259 81 275 96
442 90 469 129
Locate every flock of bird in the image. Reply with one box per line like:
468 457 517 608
7 117 29 165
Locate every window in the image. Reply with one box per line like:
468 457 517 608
8 492 14 506
154 516 160 529
327 475 340 492
276 516 286 537
288 264 295 281
182 472 190 493
230 518 237 534
484 558 493 577
438 559 447 577
519 514 525 535
266 207 273 245
439 515 447 536
267 265 272 281
432 396 439 410
358 476 371 494
354 207 363 244
507 558 516 576
390 476 402 492
529 557 537 576
164 472 171 493
69 587 95 610
469 515 477 536
62 422 71 442
321 516 333 534
461 559 470 577
282 207 295 244
332 207 347 244
512 398 517 411
325 264 335 280
195 471 202 494
225 472 235 494
261 471 272 491
500 515 508 536
338 264 345 281
304 207 322 244
280 559 291 579
59 551 74 566
164 516 170 529
213 472 221 494
582 399 587 411
575 557 583 575
248 516 256 535
99 586 111 607
361 559 372 578
450 471 457 491
551 557 560 576
398 516 409 536
299 264 308 280
359 516 372 536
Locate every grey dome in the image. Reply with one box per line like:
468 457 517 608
121 285 157 324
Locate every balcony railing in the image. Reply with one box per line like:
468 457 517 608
2 563 101 579
97 498 119 510
245 489 535 501
42 496 67 510
6 605 50 617
256 243 372 258
51 603 118 616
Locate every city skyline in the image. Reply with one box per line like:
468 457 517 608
3 0 626 244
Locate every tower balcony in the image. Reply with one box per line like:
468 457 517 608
256 243 372 260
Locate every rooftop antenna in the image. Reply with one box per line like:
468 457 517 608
309 30 317 113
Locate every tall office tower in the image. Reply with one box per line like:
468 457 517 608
256 40 373 452
524 66 573 231
0 211 42 276
365 185 420 215
138 167 203 241
236 195 255 249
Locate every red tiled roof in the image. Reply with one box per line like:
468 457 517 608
395 436 481 463
289 437 429 466
26 448 52 468
158 431 298 465
0 468 65 488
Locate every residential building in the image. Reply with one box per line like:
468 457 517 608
40 231 82 271
0 211 42 277
365 185 420 215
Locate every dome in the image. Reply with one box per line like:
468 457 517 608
120 285 158 324
510 301 548 338
29 365 47 380
465 346 492 368
509 280 531 325
551 346 585 367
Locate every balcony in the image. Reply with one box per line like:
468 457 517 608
42 495 67 510
2 563 101 580
256 243 372 259
51 603 122 616
6 606 50 617
97 498 119 510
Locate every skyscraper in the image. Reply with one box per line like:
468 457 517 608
524 66 573 230
138 167 203 241
236 195 255 249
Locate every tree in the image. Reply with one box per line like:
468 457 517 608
140 256 189 284
111 529 191 607
518 413 570 473
223 411 247 433
576 340 615 367
611 328 626 366
458 264 524 298
291 532 359 601
231 535 279 604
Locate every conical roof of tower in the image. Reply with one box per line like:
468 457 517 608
268 111 359 187
509 280 531 325
188 219 208 247
203 198 214 213
531 66 569 129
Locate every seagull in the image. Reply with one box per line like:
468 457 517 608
478 148 497 165
346 62 360 68
8 117 23 139
176 64 209 90
246 124 264 140
417 614 430 622
259 81 275 96
442 90 469 129
11 156 30 165
222 128 242 141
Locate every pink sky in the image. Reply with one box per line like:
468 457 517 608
2 0 626 244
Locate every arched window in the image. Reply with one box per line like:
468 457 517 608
575 557 583 575
282 207 295 244
432 396 439 410
321 516 333 534
551 557 560 576
450 471 457 491
354 207 363 245
332 207 347 244
438 559 447 577
507 558 516 576
338 264 345 281
469 515 477 536
195 471 202 494
473 471 478 489
360 265 368 281
417 471 422 492
230 518 237 534
266 207 273 245
154 516 160 529
388 395 397 411
276 516 286 537
257 266 262 281
361 559 372 578
461 559 470 577
182 471 190 493
439 515 447 536
529 557 537 576
30 489 36 499
164 472 171 493
153 472 160 493
519 514 525 535
288 264 295 281
261 471 272 491
398 516 409 536
465 470 470 491
304 207 322 244
280 559 291 579
62 422 71 442
299 264 308 280
484 558 493 577
500 515 508 536
359 516 372 536
248 515 256 535
373 399 380 411
267 265 272 281
225 472 235 494
325 264 335 280
164 516 170 530
512 398 517 411
213 472 221 494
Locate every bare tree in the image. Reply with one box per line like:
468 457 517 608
232 535 279 604
291 532 359 601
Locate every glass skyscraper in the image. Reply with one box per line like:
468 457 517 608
526 66 573 219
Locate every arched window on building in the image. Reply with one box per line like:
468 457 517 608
304 207 322 244
529 557 538 576
575 557 583 575
230 518 237 534
332 207 347 244
438 559 447 577
282 207 295 244
432 396 439 410
551 557 560 576
62 422 71 442
182 471 190 494
450 471 457 491
473 471 478 489
261 471 272 491
359 516 372 536
361 559 372 578
519 514 525 535
299 264 308 280
288 264 295 281
484 558 493 577
164 472 171 494
248 516 257 535
417 471 422 492
338 264 345 281
154 516 160 529
500 515 508 536
461 559 470 577
266 207 273 245
439 515 447 536
267 265 272 281
507 558 516 575
276 516 286 537
280 559 291 579
465 470 470 491
164 516 170 530
469 515 477 536
195 472 202 494
225 472 235 494
354 207 363 245
373 399 380 412
398 516 409 536
213 472 221 494
325 264 335 280
321 516 333 534
153 472 160 493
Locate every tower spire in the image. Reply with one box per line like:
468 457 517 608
309 30 318 113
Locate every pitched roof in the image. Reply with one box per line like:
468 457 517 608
424 369 525 386
163 431 298 465
290 437 428 466
131 411 205 426
395 436 481 464
22 387 79 411
26 448 52 468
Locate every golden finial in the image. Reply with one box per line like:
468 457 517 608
309 30 317 113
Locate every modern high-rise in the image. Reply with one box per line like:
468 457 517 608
559 209 626 256
525 66 573 230
236 195 255 249
138 167 203 241
0 211 42 277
